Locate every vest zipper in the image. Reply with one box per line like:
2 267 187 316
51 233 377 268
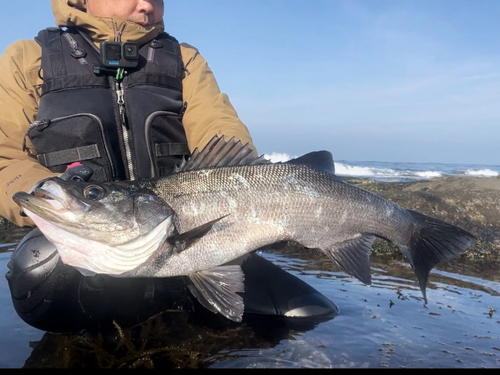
115 80 136 180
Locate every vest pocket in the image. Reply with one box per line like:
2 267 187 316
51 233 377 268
145 111 189 177
27 113 115 181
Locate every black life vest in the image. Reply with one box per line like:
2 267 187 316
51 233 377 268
26 26 190 181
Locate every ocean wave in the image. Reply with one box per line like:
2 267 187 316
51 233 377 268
263 152 499 182
460 169 499 177
264 153 290 163
334 163 444 181
334 164 396 178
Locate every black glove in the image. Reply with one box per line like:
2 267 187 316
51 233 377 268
60 163 94 182
6 227 193 333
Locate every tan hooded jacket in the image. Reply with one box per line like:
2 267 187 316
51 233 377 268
0 0 256 227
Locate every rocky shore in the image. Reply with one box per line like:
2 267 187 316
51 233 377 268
344 176 500 265
1 176 499 264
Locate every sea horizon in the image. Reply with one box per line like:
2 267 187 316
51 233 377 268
264 152 500 182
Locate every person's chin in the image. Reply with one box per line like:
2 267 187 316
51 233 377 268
134 21 150 27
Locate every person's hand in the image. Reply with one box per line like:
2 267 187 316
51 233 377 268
60 162 93 182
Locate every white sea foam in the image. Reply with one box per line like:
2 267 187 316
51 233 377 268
335 164 386 177
263 152 499 182
264 153 290 163
462 169 499 177
414 171 443 178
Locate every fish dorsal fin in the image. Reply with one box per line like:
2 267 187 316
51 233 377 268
323 235 375 285
187 265 245 322
285 151 335 174
175 135 270 173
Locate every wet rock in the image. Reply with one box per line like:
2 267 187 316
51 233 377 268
343 176 500 264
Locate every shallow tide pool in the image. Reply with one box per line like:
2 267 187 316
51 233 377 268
0 228 499 368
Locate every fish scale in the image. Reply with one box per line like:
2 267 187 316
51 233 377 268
146 162 413 262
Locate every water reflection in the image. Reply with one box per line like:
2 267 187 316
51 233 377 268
23 309 331 368
1 230 499 368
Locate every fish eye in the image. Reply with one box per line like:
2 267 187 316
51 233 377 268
83 185 105 200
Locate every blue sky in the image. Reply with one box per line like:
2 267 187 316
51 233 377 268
0 0 498 164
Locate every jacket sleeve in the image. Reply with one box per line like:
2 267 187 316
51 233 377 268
179 43 258 155
0 40 59 227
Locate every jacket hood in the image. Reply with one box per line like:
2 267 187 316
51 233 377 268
50 0 165 45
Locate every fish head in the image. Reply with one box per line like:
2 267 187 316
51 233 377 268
13 178 174 245
12 178 176 276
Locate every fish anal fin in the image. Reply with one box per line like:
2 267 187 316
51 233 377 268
325 235 375 285
188 265 245 322
167 215 229 253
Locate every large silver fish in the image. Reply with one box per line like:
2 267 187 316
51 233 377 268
13 136 476 321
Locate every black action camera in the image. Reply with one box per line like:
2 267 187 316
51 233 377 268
100 41 139 69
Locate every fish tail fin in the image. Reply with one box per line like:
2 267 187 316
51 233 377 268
400 210 476 302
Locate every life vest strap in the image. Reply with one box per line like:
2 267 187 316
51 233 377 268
37 144 100 167
155 142 190 157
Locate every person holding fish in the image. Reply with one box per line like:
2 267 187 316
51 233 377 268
0 0 338 332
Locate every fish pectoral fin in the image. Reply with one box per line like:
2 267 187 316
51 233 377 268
187 265 245 322
324 235 375 285
167 215 229 253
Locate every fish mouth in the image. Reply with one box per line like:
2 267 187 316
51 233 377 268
13 180 88 219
